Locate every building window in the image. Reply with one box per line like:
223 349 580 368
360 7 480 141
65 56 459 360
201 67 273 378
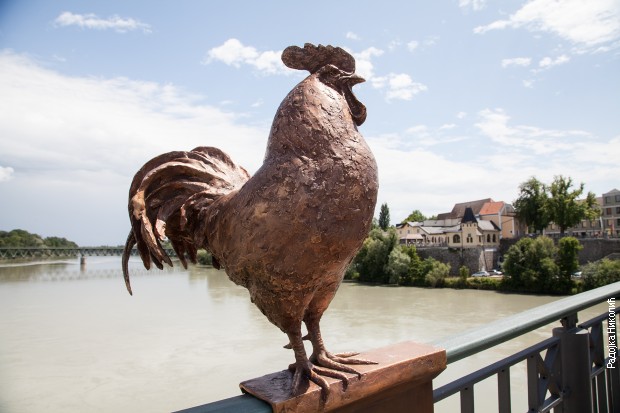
606 208 612 216
605 196 613 205
486 234 491 242
616 207 620 214
493 234 497 242
453 234 460 243
616 195 620 202
467 234 473 243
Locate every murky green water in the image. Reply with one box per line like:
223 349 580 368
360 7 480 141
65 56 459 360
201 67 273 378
0 257 608 412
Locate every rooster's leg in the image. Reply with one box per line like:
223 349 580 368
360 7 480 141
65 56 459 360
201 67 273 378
287 330 352 400
305 317 377 380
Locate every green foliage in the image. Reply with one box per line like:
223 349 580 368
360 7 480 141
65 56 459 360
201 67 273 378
501 236 581 294
546 175 598 235
385 247 411 284
459 265 470 286
514 175 598 235
351 228 397 283
556 237 582 279
514 177 549 234
403 245 425 286
581 259 620 290
348 235 450 287
424 257 450 287
0 229 78 248
401 209 426 224
378 203 391 231
196 249 213 266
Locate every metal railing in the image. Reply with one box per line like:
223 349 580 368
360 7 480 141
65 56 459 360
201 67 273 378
173 282 620 413
432 282 620 413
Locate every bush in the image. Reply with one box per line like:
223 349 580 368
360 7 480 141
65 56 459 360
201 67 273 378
501 236 577 294
196 249 213 266
425 257 450 287
386 247 411 284
582 259 620 290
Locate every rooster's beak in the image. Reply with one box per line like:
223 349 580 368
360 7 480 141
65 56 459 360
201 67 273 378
345 73 365 86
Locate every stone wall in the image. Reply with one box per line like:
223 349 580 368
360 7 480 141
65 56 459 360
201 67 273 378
498 237 620 264
416 238 620 275
577 239 620 264
417 247 495 276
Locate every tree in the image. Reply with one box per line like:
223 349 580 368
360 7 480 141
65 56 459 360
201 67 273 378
556 237 582 280
385 247 411 284
502 235 576 293
353 228 397 283
514 177 549 234
401 209 426 224
424 257 450 287
0 229 78 248
378 203 391 231
546 175 598 235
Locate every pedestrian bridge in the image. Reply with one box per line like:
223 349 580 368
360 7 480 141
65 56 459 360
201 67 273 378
0 247 176 259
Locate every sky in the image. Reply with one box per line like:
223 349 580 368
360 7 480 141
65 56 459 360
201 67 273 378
0 0 619 246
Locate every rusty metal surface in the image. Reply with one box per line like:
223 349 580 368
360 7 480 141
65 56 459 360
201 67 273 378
123 43 379 399
240 342 446 413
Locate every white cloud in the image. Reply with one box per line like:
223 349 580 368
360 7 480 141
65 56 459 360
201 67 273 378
0 51 268 244
353 47 384 80
459 0 487 11
0 166 14 182
54 11 151 33
501 57 532 67
346 31 360 40
456 111 467 119
371 73 427 101
407 40 419 52
475 108 591 155
474 0 620 52
203 39 290 75
538 54 570 68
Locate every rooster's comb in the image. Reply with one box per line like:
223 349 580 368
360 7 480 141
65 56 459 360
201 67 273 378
282 43 355 74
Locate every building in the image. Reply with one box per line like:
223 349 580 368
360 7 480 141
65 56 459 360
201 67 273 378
601 189 620 238
436 198 523 239
395 207 500 249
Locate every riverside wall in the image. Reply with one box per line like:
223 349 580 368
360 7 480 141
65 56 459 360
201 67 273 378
417 238 620 275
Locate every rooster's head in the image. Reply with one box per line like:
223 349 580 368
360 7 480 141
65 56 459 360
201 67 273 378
282 43 367 126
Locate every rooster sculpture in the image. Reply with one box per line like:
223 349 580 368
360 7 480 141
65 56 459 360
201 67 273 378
122 43 379 398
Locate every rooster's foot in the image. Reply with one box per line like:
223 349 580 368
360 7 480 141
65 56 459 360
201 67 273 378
288 359 352 400
311 349 377 379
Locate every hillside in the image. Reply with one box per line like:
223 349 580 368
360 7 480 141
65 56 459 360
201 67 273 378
0 229 78 248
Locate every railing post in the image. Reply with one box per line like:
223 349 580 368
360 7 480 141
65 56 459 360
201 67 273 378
553 315 593 413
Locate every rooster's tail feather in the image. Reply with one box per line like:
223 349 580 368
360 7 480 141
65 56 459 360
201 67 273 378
124 147 249 292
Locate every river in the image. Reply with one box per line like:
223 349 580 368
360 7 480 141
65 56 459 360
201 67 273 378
0 257 609 412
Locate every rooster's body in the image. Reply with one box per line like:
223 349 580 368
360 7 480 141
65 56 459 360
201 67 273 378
123 43 378 397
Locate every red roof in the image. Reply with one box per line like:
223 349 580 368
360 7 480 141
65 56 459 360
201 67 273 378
479 201 504 216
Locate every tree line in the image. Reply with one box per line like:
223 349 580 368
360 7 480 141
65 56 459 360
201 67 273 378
345 227 452 287
0 229 78 248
